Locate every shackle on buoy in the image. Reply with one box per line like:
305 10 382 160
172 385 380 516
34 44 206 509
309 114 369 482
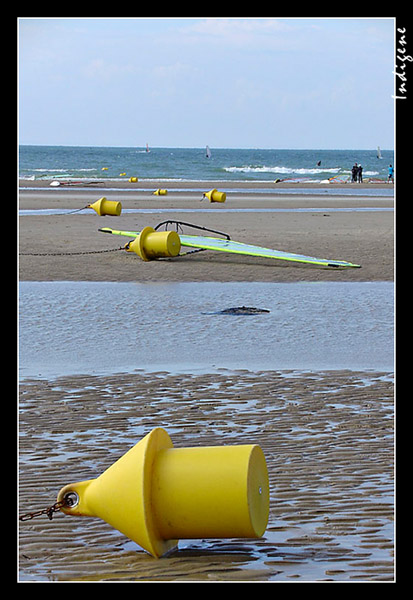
57 427 269 558
203 189 226 203
153 189 168 195
88 197 122 216
126 226 181 261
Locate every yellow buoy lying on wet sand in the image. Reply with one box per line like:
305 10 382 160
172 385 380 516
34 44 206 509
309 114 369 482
126 226 181 261
57 427 269 558
88 197 122 216
153 188 168 195
203 189 226 203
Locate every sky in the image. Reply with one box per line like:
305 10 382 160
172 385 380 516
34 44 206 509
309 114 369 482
18 17 396 149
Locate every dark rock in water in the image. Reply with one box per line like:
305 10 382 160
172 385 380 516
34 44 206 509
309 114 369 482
219 306 270 315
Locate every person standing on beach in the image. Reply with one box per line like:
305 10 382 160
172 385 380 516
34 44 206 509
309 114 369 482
388 164 394 183
352 163 358 182
358 164 363 183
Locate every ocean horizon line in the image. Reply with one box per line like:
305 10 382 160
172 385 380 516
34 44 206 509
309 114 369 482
18 143 395 152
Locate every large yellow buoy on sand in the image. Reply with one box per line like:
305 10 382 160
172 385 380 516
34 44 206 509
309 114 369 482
126 226 181 261
203 189 226 203
153 188 168 195
88 197 122 216
57 427 269 558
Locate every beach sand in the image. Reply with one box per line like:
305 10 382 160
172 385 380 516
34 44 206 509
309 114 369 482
18 180 394 282
19 369 394 582
18 181 395 582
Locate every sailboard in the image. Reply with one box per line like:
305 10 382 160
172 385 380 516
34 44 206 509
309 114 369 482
99 222 360 269
50 180 104 187
377 146 383 159
206 145 211 158
328 174 350 184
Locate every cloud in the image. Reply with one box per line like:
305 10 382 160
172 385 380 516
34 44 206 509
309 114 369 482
18 18 395 148
187 18 289 38
173 18 295 52
81 58 138 81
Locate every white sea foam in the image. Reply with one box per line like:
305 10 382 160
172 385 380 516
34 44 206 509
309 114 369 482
19 146 393 187
224 165 341 175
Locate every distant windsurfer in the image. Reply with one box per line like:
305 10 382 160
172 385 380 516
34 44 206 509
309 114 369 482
317 160 321 166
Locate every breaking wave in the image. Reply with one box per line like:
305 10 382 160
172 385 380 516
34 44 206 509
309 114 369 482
224 165 341 175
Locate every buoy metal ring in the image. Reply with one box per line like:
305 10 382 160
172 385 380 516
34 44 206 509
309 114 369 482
63 491 79 508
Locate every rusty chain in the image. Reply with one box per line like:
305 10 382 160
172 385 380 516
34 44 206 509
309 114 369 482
20 246 205 258
19 494 76 522
19 247 125 257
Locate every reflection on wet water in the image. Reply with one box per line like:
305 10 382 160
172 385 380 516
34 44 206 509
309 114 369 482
19 281 394 378
19 206 395 216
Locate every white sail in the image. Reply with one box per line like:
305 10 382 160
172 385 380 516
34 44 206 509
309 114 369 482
206 145 211 158
377 146 382 159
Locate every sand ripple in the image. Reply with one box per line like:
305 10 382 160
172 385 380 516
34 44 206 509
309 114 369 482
19 369 394 582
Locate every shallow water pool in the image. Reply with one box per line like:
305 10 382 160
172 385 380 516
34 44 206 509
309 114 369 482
19 281 394 379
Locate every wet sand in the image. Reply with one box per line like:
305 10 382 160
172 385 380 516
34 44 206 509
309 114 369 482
18 178 393 191
18 181 395 582
19 370 394 582
19 181 394 283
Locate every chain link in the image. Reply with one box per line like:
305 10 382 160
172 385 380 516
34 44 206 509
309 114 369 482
19 495 76 522
20 247 125 257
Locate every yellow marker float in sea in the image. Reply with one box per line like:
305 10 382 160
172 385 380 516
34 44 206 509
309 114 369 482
57 427 270 557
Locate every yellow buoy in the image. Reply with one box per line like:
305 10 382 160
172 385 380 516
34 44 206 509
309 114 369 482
57 427 269 558
129 176 138 183
203 189 226 203
88 197 122 216
126 226 181 261
153 189 168 196
119 172 126 176
101 167 108 171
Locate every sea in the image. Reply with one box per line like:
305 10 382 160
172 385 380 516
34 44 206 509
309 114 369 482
19 145 394 189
